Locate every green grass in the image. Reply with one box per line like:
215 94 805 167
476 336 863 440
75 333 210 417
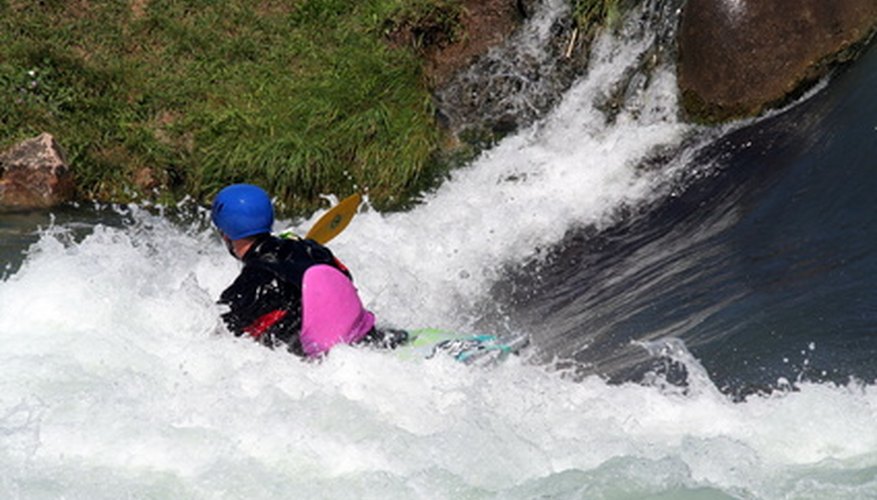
0 0 462 213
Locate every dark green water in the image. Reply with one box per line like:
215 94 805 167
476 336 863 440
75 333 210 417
1 209 53 276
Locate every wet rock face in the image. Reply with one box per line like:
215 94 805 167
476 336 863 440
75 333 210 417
433 0 589 143
678 0 877 122
0 133 75 208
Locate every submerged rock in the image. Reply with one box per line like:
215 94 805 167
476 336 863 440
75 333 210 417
0 133 75 208
678 0 877 122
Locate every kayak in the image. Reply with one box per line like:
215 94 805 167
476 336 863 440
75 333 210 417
395 328 530 366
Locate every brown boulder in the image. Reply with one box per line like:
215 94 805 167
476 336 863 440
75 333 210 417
0 133 75 208
678 0 877 122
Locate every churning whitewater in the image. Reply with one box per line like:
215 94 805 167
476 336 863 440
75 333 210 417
2 2 877 499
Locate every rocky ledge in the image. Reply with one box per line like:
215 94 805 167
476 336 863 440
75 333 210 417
0 133 75 209
678 0 877 122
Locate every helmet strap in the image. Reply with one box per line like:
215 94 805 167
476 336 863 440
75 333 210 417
222 234 239 260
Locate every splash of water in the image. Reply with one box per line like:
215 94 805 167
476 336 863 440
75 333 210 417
321 2 692 332
2 221 876 498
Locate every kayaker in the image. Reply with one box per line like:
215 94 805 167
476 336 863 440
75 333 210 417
210 183 404 357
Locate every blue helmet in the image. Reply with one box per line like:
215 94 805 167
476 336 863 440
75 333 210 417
211 184 274 240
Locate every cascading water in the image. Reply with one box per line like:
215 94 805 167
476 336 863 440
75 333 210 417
2 1 876 498
498 19 877 399
434 0 580 134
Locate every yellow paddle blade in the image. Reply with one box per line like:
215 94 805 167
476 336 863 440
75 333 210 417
305 193 362 244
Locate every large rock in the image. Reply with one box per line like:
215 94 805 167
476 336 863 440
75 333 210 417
0 133 75 208
678 0 877 122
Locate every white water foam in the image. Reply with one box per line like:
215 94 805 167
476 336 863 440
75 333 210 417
1 222 876 498
2 4 876 499
315 8 691 332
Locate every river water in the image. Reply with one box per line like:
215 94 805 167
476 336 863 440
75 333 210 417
1 3 876 499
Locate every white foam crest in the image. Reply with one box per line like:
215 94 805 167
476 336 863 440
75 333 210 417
1 221 876 498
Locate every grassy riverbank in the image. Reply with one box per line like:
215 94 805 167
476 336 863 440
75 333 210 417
1 0 464 212
1 0 624 214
